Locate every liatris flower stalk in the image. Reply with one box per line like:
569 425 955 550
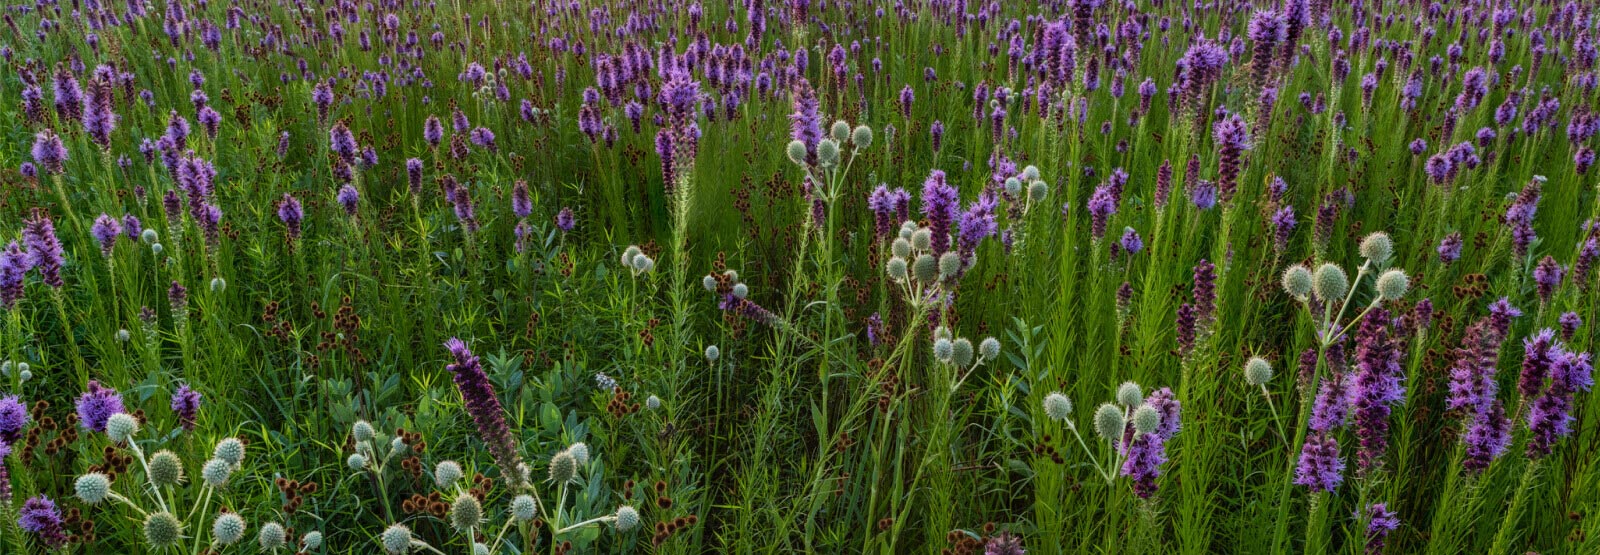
789 79 823 166
1524 346 1593 459
1437 233 1463 264
1120 388 1180 498
1350 309 1403 476
76 380 126 433
921 170 959 254
171 384 201 432
1360 503 1399 555
18 495 69 548
443 338 527 486
31 129 68 175
24 210 65 289
1192 259 1217 327
90 213 121 257
1213 114 1249 203
1087 186 1117 239
1271 206 1295 254
1504 177 1542 259
555 208 576 234
1532 256 1563 303
1294 430 1345 492
278 194 304 242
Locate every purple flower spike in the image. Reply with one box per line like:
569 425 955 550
1361 503 1399 555
1294 430 1345 492
18 496 69 548
91 213 122 257
170 384 201 432
23 210 64 289
444 338 527 486
75 380 125 433
31 130 68 175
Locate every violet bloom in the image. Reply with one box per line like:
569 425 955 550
405 158 424 195
76 380 125 433
719 294 780 326
1361 503 1399 555
898 84 914 119
957 192 999 263
1121 388 1180 498
1119 227 1144 255
1192 259 1217 325
278 194 303 240
1213 114 1249 202
867 185 908 240
1518 329 1558 402
1525 347 1593 458
1175 303 1196 354
170 384 201 432
1559 312 1582 341
1462 401 1511 472
1154 160 1173 209
30 129 68 175
0 395 28 444
1294 430 1345 492
555 208 576 233
0 242 26 310
337 184 360 216
1086 186 1117 239
470 127 497 152
1190 180 1218 210
17 496 68 548
789 79 823 165
328 122 359 167
423 116 444 148
444 338 527 486
91 213 121 257
511 181 533 219
921 170 960 254
1505 178 1542 258
1408 139 1427 155
1350 310 1403 476
1176 39 1228 113
1436 233 1463 263
122 214 142 240
930 120 945 152
23 211 64 289
1271 206 1295 254
1533 256 1563 302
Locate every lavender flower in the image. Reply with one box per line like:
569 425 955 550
556 208 576 233
1192 259 1217 325
1271 206 1295 254
278 194 303 240
1294 431 1345 492
1119 227 1144 255
789 79 823 165
1559 312 1582 341
23 210 64 288
30 129 68 175
1436 233 1463 263
957 192 999 263
1533 256 1563 302
1350 310 1403 476
91 213 121 257
1462 401 1511 472
171 384 201 432
1121 388 1179 498
1213 114 1249 202
18 496 68 548
1361 503 1399 555
511 181 533 219
1087 186 1117 239
444 338 526 486
0 395 27 444
76 380 125 433
1525 348 1593 458
337 184 360 216
921 170 960 254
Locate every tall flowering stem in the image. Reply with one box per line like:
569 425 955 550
443 338 526 488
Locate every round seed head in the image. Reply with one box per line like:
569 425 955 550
979 337 1000 360
911 254 939 284
631 254 654 273
258 522 287 551
1004 177 1023 195
1027 180 1049 202
202 458 233 488
302 531 323 550
785 140 808 165
851 125 873 148
830 120 851 142
933 326 953 341
1093 403 1127 442
1312 263 1349 303
817 139 841 168
1132 404 1162 435
151 243 163 255
548 450 577 484
434 461 463 488
210 277 227 293
1022 165 1041 180
646 395 662 410
615 505 641 532
1375 269 1409 301
932 338 955 363
620 246 641 268
1281 264 1313 300
149 450 185 487
450 495 483 532
566 442 591 466
702 275 718 291
144 511 183 549
911 229 933 251
381 524 412 554
938 252 962 279
705 345 721 362
898 220 917 239
116 329 131 342
511 495 538 521
106 413 139 442
1245 357 1273 386
891 237 912 258
1043 392 1073 421
722 269 739 282
212 513 246 546
886 257 908 280
347 453 368 470
391 437 409 454
731 283 749 299
1116 381 1144 407
1359 232 1393 265
75 473 112 505
353 420 375 442
141 229 159 243
214 437 246 465
474 543 490 555
951 338 975 367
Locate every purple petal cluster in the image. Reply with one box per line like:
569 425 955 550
444 338 526 485
76 380 125 433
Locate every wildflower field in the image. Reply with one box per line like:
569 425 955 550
2 0 1600 552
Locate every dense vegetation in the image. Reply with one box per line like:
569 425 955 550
1 0 1599 553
